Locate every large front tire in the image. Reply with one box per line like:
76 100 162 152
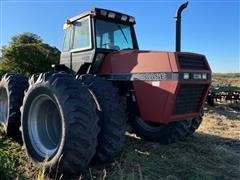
0 73 28 138
132 115 203 143
21 73 100 177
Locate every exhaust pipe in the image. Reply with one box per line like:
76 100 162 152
175 1 188 52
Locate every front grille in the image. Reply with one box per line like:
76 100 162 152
178 56 208 70
172 84 207 115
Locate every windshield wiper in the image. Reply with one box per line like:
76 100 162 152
116 24 129 44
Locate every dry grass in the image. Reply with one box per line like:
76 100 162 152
199 104 240 139
212 73 240 87
2 103 239 180
80 103 240 180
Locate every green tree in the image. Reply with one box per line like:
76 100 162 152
0 32 60 76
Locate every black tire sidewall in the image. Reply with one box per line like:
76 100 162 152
0 73 28 138
22 84 66 166
82 75 126 162
132 116 202 143
133 117 174 142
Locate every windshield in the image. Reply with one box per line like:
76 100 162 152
95 19 134 50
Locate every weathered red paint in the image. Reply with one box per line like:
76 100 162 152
99 50 211 124
99 50 173 74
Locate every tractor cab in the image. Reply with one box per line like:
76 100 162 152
60 8 138 73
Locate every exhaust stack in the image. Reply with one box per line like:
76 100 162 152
175 1 188 52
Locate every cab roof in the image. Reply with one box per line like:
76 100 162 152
66 8 136 25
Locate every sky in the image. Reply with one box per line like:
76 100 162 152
0 0 239 73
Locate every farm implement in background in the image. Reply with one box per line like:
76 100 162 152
207 86 240 106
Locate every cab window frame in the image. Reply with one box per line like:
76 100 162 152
71 15 92 52
62 25 73 52
94 18 139 51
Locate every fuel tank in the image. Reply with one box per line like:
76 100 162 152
99 50 211 124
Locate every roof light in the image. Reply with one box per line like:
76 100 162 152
183 73 190 80
121 15 128 21
100 10 107 16
108 12 116 18
129 16 135 23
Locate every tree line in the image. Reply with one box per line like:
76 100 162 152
0 33 60 76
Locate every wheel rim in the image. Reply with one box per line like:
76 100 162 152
0 87 8 124
28 94 62 159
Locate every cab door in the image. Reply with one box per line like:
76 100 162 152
70 16 95 73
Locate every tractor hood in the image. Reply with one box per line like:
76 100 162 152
99 50 211 75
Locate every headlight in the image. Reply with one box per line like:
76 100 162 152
193 73 202 80
183 73 190 80
202 73 207 79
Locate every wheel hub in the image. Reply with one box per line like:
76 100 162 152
0 87 8 124
28 94 62 158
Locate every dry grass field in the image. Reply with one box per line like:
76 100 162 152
0 74 239 180
212 73 240 87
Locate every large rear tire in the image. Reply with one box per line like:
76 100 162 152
81 75 126 163
132 115 203 143
0 73 28 138
21 72 100 177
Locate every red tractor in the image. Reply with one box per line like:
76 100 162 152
0 2 211 177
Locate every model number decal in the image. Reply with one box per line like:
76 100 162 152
103 72 209 81
133 73 167 80
104 72 178 81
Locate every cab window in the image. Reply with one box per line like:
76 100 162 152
62 27 72 52
73 16 91 50
95 19 134 50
